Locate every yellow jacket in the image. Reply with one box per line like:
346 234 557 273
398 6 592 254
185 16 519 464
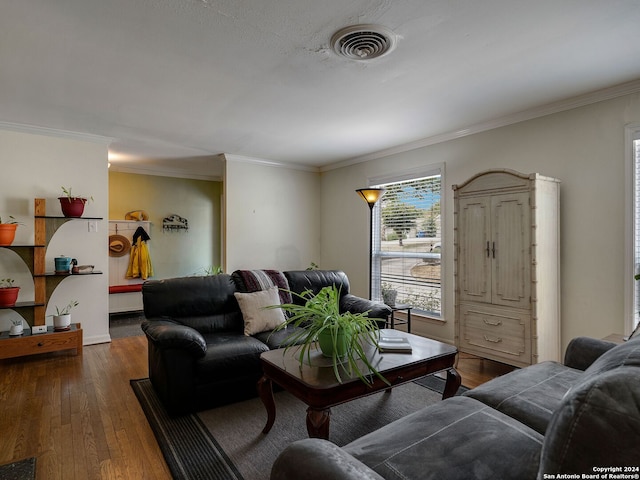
126 238 154 280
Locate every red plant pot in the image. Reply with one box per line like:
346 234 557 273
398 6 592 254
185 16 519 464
0 287 20 307
0 224 18 246
58 197 87 218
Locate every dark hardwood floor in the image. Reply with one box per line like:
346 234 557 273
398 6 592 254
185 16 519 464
0 333 514 479
0 336 171 480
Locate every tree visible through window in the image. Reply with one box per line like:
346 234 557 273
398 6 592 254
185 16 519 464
372 172 442 317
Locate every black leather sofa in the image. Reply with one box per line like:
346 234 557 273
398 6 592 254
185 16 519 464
140 269 391 415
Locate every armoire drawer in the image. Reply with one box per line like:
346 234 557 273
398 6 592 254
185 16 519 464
458 304 531 363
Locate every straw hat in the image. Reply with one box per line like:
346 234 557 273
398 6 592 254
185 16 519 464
108 234 131 257
125 210 149 221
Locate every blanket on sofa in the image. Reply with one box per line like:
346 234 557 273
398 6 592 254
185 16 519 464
232 269 292 304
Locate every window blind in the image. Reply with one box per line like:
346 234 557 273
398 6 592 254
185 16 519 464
372 172 442 316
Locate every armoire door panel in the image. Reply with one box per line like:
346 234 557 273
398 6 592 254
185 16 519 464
458 197 491 303
491 193 531 309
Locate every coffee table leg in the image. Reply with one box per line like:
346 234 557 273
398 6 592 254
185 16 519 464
306 407 331 439
442 367 462 399
257 375 276 434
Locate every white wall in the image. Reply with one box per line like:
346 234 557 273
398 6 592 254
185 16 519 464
224 155 321 272
0 128 110 344
321 93 640 352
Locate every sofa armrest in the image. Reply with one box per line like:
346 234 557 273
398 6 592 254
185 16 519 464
271 439 384 480
141 319 207 358
563 336 618 370
341 294 392 320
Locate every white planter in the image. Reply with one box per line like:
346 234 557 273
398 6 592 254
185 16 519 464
53 314 71 331
9 321 23 336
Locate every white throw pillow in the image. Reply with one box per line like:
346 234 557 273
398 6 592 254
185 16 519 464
234 286 286 336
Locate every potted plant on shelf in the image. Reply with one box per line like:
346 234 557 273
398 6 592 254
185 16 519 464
269 285 388 385
49 300 79 331
58 186 93 218
9 317 24 336
0 278 20 308
0 216 23 246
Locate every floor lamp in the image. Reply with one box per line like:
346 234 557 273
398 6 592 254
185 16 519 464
356 188 386 299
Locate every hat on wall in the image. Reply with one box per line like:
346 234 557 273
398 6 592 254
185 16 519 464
125 210 149 221
108 234 131 257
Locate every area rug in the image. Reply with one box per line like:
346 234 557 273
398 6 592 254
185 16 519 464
0 457 36 480
131 376 467 480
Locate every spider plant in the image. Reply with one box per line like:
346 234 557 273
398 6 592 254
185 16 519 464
50 300 79 316
268 285 388 386
0 215 23 225
60 186 93 203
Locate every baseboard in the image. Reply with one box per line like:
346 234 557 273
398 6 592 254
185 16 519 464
84 333 112 345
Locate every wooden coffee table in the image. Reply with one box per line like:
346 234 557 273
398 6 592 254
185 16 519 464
257 329 460 439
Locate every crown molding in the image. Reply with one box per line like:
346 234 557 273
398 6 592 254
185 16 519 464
109 164 222 182
0 121 112 145
322 78 640 172
223 153 319 173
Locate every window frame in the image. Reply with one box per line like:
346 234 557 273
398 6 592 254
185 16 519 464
625 123 640 336
368 163 445 321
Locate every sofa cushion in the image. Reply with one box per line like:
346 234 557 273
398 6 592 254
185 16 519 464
539 366 640 474
463 361 583 434
344 396 543 480
253 326 307 349
232 269 292 304
284 270 350 305
234 287 286 336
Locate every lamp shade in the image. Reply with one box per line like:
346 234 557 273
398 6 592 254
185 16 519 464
356 188 386 207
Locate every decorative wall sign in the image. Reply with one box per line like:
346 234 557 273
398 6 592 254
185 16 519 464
163 214 188 232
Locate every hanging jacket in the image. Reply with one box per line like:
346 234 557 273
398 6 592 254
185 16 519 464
126 236 154 280
138 239 153 280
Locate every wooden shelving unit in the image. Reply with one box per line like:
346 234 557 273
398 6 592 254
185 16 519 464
0 198 101 359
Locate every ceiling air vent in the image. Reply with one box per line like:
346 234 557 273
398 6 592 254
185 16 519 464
330 24 396 61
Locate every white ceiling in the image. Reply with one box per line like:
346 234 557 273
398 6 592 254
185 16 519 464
2 0 640 179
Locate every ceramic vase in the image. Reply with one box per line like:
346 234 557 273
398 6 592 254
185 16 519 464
58 197 86 218
317 327 349 358
0 287 20 307
0 224 18 246
9 320 23 336
53 314 71 331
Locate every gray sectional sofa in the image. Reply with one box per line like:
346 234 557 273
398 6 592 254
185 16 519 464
271 335 640 479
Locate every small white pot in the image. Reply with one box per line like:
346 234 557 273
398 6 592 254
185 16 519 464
9 321 23 336
53 314 71 331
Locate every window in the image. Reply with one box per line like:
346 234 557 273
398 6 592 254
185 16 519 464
371 166 443 318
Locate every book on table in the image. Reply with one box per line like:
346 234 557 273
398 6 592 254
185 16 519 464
378 336 412 353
